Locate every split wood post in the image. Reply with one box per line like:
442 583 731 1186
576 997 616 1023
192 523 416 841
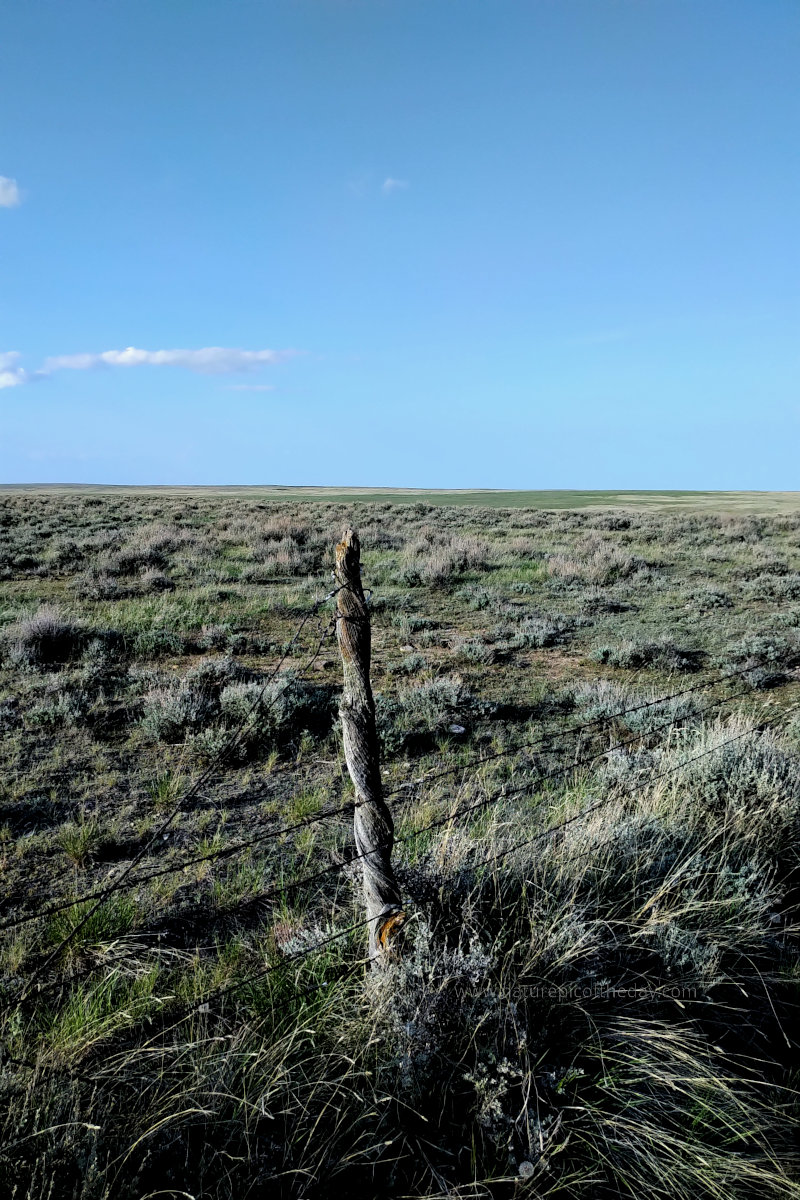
334 528 404 963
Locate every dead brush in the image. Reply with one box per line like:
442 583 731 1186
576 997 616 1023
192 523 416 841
4 605 86 668
547 535 643 586
401 533 490 586
113 523 195 573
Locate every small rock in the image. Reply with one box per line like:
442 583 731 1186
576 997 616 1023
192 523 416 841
448 724 466 735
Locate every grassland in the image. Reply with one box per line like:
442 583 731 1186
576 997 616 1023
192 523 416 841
4 484 800 511
1 490 800 1198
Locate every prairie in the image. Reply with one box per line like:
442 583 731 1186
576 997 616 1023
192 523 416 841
1 489 800 1199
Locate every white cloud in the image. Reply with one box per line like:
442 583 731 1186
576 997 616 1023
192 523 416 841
1 345 296 392
0 371 26 389
0 351 30 389
0 177 21 207
382 177 409 194
42 346 292 374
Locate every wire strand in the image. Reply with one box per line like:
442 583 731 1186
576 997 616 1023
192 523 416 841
101 719 772 1038
1 716 777 1083
16 586 342 1003
0 665 766 935
382 662 770 799
9 683 756 1013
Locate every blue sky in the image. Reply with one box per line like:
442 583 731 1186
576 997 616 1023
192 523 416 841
1 0 798 488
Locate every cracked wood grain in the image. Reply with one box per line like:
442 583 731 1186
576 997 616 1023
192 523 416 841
334 528 403 962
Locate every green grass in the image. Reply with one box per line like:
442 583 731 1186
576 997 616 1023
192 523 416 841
1 490 800 1197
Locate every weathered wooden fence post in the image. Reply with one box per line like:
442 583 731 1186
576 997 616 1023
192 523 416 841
334 528 404 963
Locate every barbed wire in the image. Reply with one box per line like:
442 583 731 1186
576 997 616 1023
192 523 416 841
0 714 779 1095
82 720 782 1051
4 522 798 1106
16 584 343 1003
161 717 772 1026
382 662 776 799
388 685 760 864
0 664 769 935
6 555 793 1011
10 680 758 1016
484 722 763 872
5 684 761 1019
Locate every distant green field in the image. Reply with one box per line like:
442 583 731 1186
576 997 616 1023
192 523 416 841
2 484 799 511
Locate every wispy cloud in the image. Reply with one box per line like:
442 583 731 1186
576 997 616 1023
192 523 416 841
382 177 409 194
346 172 370 197
0 352 31 389
0 176 22 208
0 372 27 390
42 346 293 374
1 345 295 391
225 383 276 392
